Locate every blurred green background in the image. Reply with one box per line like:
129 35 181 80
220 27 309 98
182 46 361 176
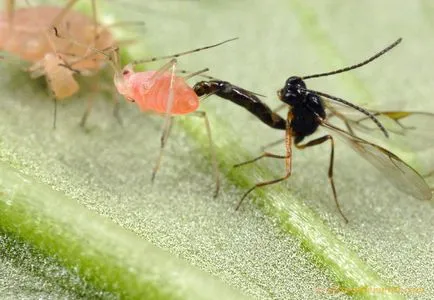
1 0 433 299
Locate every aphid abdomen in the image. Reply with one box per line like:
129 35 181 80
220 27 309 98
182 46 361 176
166 76 199 115
44 53 79 99
0 6 113 71
130 72 199 115
0 7 51 61
0 26 48 62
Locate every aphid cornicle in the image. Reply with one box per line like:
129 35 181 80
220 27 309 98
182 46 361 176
228 38 432 222
0 0 116 127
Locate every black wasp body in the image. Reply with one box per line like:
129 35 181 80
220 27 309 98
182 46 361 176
231 37 431 223
192 38 431 223
193 80 287 130
278 76 326 144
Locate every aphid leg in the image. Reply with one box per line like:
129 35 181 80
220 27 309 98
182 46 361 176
90 0 98 45
80 77 98 127
53 98 58 129
49 0 80 28
112 87 123 126
190 111 220 198
43 75 58 129
6 0 15 30
79 71 125 127
80 102 93 127
151 59 178 183
235 125 293 210
295 135 349 223
148 58 177 82
151 116 174 182
86 78 123 126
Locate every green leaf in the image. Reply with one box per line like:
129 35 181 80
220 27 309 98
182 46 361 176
1 0 433 299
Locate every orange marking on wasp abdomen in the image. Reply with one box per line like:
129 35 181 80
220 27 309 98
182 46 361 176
0 6 113 71
119 70 199 115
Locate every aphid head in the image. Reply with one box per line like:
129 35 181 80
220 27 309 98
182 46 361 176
277 76 306 106
114 64 135 100
121 64 134 79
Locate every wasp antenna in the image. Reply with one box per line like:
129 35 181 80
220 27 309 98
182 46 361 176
302 38 402 80
303 88 389 138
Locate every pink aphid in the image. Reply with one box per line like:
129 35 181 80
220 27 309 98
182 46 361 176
104 38 237 197
115 65 199 115
0 0 117 127
0 0 114 71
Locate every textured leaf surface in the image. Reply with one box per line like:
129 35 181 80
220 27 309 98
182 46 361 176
0 0 433 299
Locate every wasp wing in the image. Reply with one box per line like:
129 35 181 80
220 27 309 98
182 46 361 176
325 101 434 150
321 121 432 200
347 111 434 150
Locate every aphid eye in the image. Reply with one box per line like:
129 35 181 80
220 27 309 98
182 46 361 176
122 69 130 75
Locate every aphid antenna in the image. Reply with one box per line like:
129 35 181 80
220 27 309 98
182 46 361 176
300 87 389 138
172 69 218 102
183 68 210 80
63 45 118 67
49 0 81 28
130 37 239 66
177 69 215 80
105 21 146 28
52 26 121 73
91 21 146 43
301 38 402 80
